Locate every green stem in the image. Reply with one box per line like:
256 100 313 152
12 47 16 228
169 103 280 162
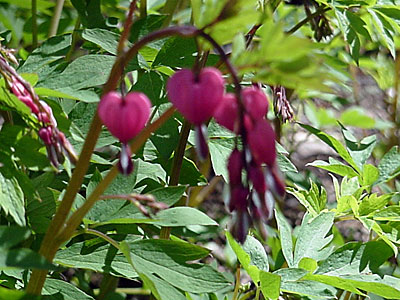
65 18 81 62
161 0 180 28
48 0 65 37
140 0 147 18
232 265 241 300
169 121 191 186
255 286 260 300
98 274 119 300
85 228 120 250
32 0 38 48
27 25 199 295
286 6 330 35
94 288 151 296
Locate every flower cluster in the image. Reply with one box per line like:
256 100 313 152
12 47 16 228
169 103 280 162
0 54 77 168
166 67 285 242
97 65 285 242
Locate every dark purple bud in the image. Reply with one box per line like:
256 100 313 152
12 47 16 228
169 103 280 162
118 143 134 176
229 185 249 212
231 210 251 244
227 149 243 185
267 166 286 198
38 127 52 146
248 163 267 194
195 124 209 161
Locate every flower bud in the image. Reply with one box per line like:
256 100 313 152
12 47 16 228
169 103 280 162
247 119 276 167
213 93 238 132
38 127 52 146
242 87 268 121
227 149 243 185
167 67 225 125
98 91 151 143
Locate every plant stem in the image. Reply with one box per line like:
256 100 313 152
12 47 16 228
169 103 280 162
117 1 137 54
94 288 151 295
49 0 65 37
232 265 241 300
140 0 147 18
255 286 261 300
65 17 81 62
170 120 191 186
98 274 119 300
85 228 121 250
286 6 330 35
32 0 38 48
162 0 180 28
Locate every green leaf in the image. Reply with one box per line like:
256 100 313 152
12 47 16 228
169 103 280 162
260 271 281 300
298 257 318 273
37 54 117 91
341 128 376 171
0 248 56 270
307 159 359 178
316 241 393 276
209 138 236 181
377 146 400 184
374 206 400 221
55 238 139 279
286 182 327 216
361 164 380 186
0 286 41 300
274 268 336 299
133 70 166 106
305 273 400 298
129 239 230 293
275 210 294 267
340 108 376 129
43 278 94 300
359 193 392 216
369 8 396 58
226 232 269 283
154 207 217 227
153 37 197 68
299 123 360 172
82 28 122 55
0 172 25 226
293 212 334 266
71 0 105 29
0 226 30 249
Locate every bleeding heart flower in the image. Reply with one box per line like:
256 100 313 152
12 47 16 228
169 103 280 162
214 93 238 132
247 119 276 167
98 91 151 143
166 67 225 125
242 86 268 121
227 149 243 185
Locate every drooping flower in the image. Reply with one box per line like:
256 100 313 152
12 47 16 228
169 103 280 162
166 67 225 125
242 86 269 121
247 119 276 167
98 91 151 175
98 91 151 143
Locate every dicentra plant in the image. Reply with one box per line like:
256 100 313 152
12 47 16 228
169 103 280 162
0 1 400 300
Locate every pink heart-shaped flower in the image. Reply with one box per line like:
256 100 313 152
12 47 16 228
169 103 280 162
167 67 225 125
98 91 151 143
242 87 268 121
247 119 276 167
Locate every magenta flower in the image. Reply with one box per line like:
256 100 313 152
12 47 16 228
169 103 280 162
247 119 276 167
242 86 269 121
10 76 39 114
98 91 151 175
214 93 238 132
98 91 151 143
166 67 225 125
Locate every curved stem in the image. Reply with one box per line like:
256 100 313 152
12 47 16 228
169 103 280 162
117 1 137 55
32 0 38 48
49 0 65 37
65 17 81 62
286 6 330 35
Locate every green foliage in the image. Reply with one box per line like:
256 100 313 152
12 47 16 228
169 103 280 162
0 0 400 299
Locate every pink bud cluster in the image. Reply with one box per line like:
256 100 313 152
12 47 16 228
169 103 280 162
166 67 285 242
6 71 77 167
